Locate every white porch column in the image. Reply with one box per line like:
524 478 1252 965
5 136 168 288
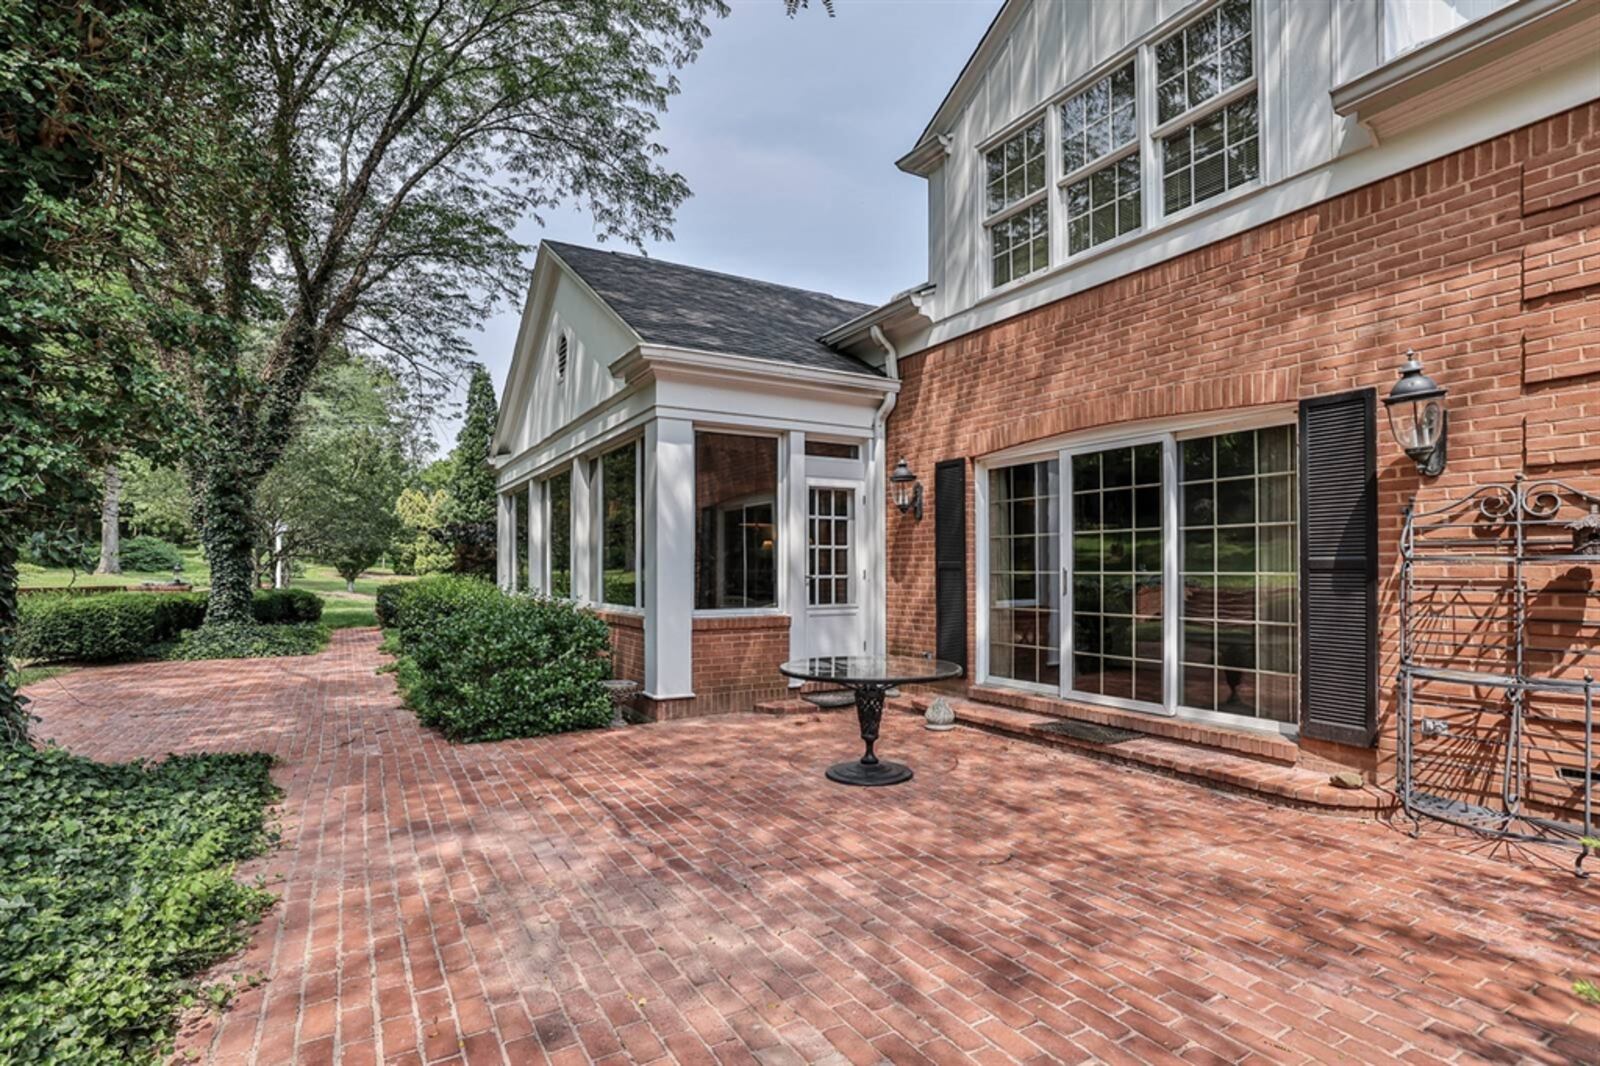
784 430 808 681
496 491 515 591
571 459 596 603
644 417 694 700
527 480 546 595
866 433 888 657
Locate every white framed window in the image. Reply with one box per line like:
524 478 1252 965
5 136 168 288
598 440 642 608
544 468 572 599
978 412 1299 734
976 0 1262 285
983 120 1049 288
694 431 779 610
1154 0 1258 215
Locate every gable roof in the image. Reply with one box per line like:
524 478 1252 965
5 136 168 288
544 241 881 377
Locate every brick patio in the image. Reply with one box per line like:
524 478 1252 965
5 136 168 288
25 629 1599 1065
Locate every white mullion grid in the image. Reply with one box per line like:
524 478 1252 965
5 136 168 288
1148 76 1257 144
1057 139 1140 194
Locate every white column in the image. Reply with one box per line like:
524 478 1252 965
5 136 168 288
644 417 694 700
571 459 596 603
527 480 546 595
866 433 888 658
784 431 808 679
496 492 515 591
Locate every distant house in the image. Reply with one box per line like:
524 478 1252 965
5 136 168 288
492 0 1600 805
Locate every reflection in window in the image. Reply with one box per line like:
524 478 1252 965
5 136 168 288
988 460 1060 685
1180 426 1298 724
1162 93 1258 214
601 443 639 606
1071 443 1164 705
695 433 778 609
1155 0 1253 124
546 471 571 598
514 486 530 592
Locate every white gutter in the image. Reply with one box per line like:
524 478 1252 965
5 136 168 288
868 324 900 660
870 325 900 431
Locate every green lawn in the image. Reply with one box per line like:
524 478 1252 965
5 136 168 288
18 549 409 631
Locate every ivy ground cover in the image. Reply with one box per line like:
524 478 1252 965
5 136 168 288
0 746 278 1063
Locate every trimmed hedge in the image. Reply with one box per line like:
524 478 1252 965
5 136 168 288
118 535 183 573
384 576 613 742
250 588 323 625
373 582 410 630
15 589 326 663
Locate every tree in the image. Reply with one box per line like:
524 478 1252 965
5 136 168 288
256 356 408 588
110 0 727 628
0 0 189 742
393 487 453 575
436 366 499 576
121 455 196 543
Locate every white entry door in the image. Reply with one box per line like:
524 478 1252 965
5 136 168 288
804 482 865 657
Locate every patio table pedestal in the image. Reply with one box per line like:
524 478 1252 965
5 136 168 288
778 656 963 787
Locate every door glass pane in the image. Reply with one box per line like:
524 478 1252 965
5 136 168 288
1179 425 1298 724
1071 443 1163 704
808 488 853 607
987 460 1060 685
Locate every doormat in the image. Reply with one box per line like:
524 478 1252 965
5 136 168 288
1036 719 1141 744
802 690 856 709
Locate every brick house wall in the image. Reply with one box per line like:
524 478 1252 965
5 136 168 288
885 103 1600 787
634 614 791 721
594 608 645 686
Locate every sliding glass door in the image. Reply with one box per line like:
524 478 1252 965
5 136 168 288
984 420 1298 732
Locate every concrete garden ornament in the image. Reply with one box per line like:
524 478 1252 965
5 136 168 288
925 696 955 732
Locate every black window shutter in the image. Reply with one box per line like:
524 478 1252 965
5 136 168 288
1298 388 1379 747
934 459 967 670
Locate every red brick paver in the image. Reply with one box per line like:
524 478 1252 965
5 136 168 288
26 630 1599 1065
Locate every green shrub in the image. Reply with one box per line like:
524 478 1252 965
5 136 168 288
390 581 613 742
160 623 330 662
373 581 410 629
14 592 207 663
118 535 184 573
250 588 323 624
385 574 499 651
0 745 277 1063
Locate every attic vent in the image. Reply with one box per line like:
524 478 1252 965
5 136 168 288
556 333 569 379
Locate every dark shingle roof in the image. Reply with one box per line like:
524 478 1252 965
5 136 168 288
545 241 880 377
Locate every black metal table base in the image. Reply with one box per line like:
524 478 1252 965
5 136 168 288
826 759 913 786
828 684 914 787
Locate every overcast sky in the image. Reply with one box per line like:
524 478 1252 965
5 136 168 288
429 0 1000 452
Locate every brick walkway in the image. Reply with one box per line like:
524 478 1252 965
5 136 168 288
26 630 1599 1065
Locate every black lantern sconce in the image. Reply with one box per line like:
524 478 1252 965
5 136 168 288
890 458 923 520
1383 351 1448 478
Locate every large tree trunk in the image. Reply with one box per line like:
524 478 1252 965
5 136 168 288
96 464 122 574
197 458 259 626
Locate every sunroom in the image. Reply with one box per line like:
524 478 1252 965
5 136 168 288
490 242 900 719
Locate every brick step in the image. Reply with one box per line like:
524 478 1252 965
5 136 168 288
907 695 1393 813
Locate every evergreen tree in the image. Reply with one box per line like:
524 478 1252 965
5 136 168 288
437 366 499 577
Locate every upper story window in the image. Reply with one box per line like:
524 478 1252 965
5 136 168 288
1155 0 1257 215
1061 62 1140 256
977 0 1261 290
984 120 1049 288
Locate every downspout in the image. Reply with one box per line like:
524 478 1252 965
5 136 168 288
870 325 899 660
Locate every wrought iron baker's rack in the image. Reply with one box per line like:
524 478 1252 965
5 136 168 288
1397 475 1598 877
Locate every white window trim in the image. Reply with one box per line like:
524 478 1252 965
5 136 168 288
979 0 1264 294
805 478 859 610
974 405 1299 739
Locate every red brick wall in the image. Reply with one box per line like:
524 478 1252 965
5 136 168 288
634 614 792 721
886 104 1600 788
593 608 645 685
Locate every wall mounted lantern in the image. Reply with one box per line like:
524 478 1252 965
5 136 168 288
891 458 924 520
1383 351 1448 477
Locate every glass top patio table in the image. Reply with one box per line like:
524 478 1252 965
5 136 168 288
779 656 963 787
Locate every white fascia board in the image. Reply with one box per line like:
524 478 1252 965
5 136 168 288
819 285 936 349
612 344 899 398
1331 0 1599 139
909 49 1599 359
495 386 654 487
